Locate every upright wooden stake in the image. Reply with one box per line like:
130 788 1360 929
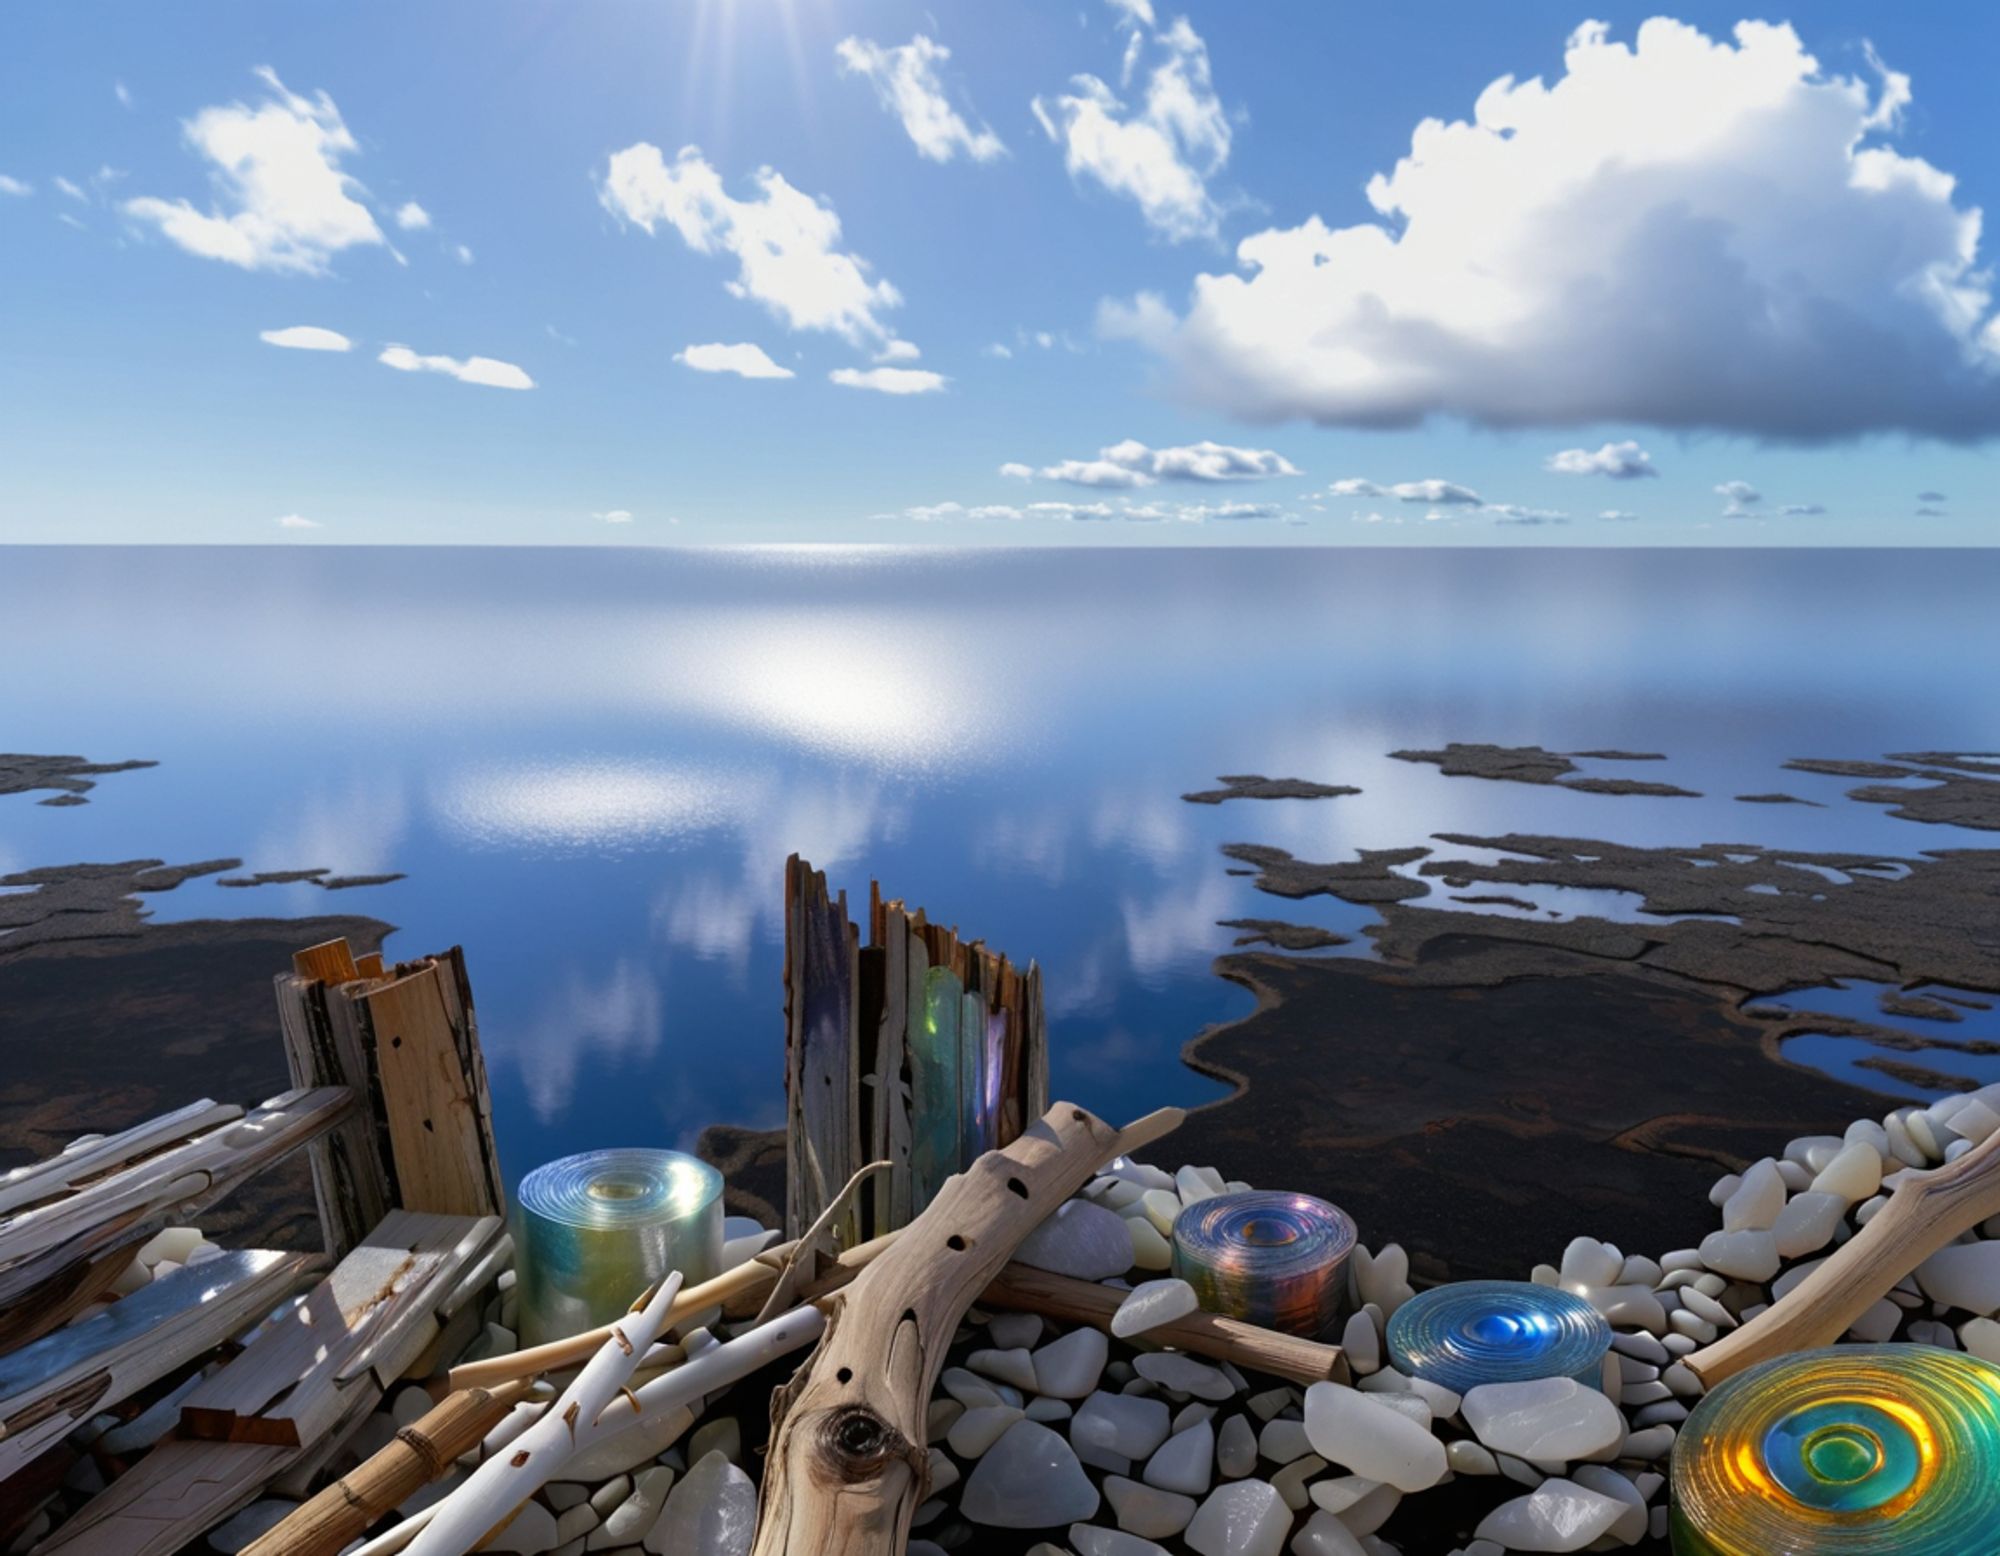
275 969 394 1259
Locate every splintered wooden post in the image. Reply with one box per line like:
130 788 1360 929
784 856 860 1241
361 955 504 1219
750 1102 1183 1556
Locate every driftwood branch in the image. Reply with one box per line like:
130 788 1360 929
1688 1122 2000 1388
749 1101 1182 1556
980 1264 1350 1386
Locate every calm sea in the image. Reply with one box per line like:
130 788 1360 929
4 546 1997 1185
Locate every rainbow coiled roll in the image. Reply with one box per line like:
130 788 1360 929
515 1148 723 1348
1672 1344 2000 1554
1386 1280 1611 1394
1170 1191 1356 1338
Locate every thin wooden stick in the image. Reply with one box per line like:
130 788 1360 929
750 1103 1182 1556
240 1381 534 1556
981 1264 1350 1386
1687 1123 2000 1389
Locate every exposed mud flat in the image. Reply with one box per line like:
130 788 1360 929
0 752 156 806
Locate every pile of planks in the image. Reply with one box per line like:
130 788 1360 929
0 938 509 1554
783 856 1050 1245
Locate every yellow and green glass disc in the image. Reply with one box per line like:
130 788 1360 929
1672 1344 2000 1553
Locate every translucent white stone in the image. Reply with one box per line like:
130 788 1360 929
961 1421 1100 1527
1339 1310 1380 1375
1721 1159 1786 1231
1185 1479 1290 1556
1462 1378 1623 1462
1016 1200 1134 1281
644 1451 755 1556
1302 1382 1446 1493
1696 1228 1780 1283
1105 1474 1197 1538
1473 1478 1628 1552
1034 1325 1111 1399
1289 1509 1367 1555
947 1405 1024 1458
1134 1352 1235 1400
1143 1419 1215 1496
1916 1242 2000 1315
1217 1413 1257 1478
1810 1141 1883 1203
1072 1391 1172 1468
1113 1279 1201 1339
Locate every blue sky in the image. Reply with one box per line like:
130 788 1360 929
2 1 1996 546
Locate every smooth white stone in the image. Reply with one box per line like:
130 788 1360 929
1845 1296 1901 1342
1073 1391 1173 1466
1568 1463 1647 1545
1775 1159 1815 1192
1448 1440 1498 1475
1034 1325 1111 1399
1610 1332 1669 1365
1619 1254 1664 1287
1290 1510 1367 1556
589 1475 632 1520
1906 1109 1942 1161
1186 1479 1291 1556
1306 1475 1381 1514
1302 1382 1446 1493
689 1416 740 1466
948 1405 1024 1458
592 1465 674 1549
1707 1173 1740 1208
1772 1191 1846 1258
1352 1245 1414 1316
1246 1387 1295 1422
1473 1478 1628 1552
1917 1243 2000 1315
1135 1352 1235 1400
1721 1160 1786 1231
988 1312 1043 1350
1810 1142 1883 1203
1113 1280 1201 1339
1026 1395 1073 1423
1785 1135 1843 1169
719 1229 780 1271
1105 1475 1197 1538
961 1421 1100 1527
1461 1378 1624 1462
1340 1311 1380 1375
940 1367 1004 1409
1622 1425 1677 1461
1144 1419 1215 1496
1678 1287 1736 1330
1370 1393 1433 1429
1959 1315 2000 1364
1140 1189 1185 1236
1128 1217 1175 1271
1407 1377 1461 1419
1331 1481 1401 1537
1569 1282 1666 1334
643 1452 754 1556
1068 1524 1167 1556
1215 1413 1258 1478
1559 1238 1623 1290
1670 1310 1718 1344
208 1499 297 1553
1271 1454 1325 1510
1697 1228 1780 1283
570 1406 693 1481
1016 1199 1136 1281
968 1347 1039 1393
136 1226 203 1268
1658 1249 1702 1273
1258 1417 1313 1465
1952 1100 2000 1145
1176 1401 1219 1432
489 1498 561 1553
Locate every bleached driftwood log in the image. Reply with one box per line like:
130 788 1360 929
1688 1119 2000 1387
751 1100 1182 1556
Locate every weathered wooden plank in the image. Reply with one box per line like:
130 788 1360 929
39 1437 294 1554
425 948 504 1219
0 1099 242 1219
293 938 360 985
0 1088 353 1306
800 874 858 1244
0 1251 322 1482
362 967 500 1219
874 907 912 1235
275 974 392 1260
178 1211 500 1448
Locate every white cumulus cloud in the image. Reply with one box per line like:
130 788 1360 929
393 200 430 230
379 343 534 390
675 342 795 379
0 174 34 196
1546 440 1657 478
1026 438 1298 488
600 143 903 349
1714 480 1761 504
829 366 947 395
1033 13 1230 242
1779 502 1827 515
999 462 1035 480
1390 479 1481 504
1329 478 1385 497
124 67 384 275
1104 20 2000 440
835 34 1005 164
594 510 634 524
275 513 320 529
260 324 351 352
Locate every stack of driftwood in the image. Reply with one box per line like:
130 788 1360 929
0 942 509 1554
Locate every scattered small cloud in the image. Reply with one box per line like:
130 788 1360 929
260 324 352 352
1485 503 1568 521
982 342 1013 359
124 67 385 275
998 462 1035 480
1028 438 1298 488
601 143 905 350
547 324 579 346
829 365 947 394
876 339 921 363
0 174 32 197
1033 7 1231 242
453 242 473 265
675 342 796 379
53 176 87 203
378 343 534 390
1714 480 1762 504
1915 505 1949 517
1598 509 1641 521
1545 440 1658 479
393 200 430 230
1328 478 1384 497
593 510 634 524
275 513 320 529
1391 479 1481 504
1778 502 1827 516
114 81 133 110
835 34 1005 164
1917 490 1947 503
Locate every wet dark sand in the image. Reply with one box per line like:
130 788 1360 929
1181 774 1362 804
0 752 156 806
1391 743 1700 798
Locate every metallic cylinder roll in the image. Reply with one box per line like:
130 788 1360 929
1170 1190 1356 1338
515 1148 723 1348
1386 1280 1611 1394
1672 1344 2000 1554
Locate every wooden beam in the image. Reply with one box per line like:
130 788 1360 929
0 1251 321 1482
361 965 503 1219
749 1103 1182 1556
39 1437 294 1554
275 973 393 1259
293 938 361 985
0 1099 242 1219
